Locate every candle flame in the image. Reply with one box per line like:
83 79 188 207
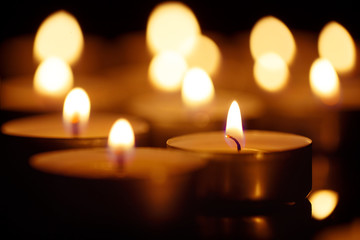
107 119 135 164
253 52 289 92
225 100 245 150
318 21 356 74
250 16 296 65
148 51 188 92
185 34 221 76
146 1 200 56
181 67 215 108
309 189 339 220
33 57 73 97
33 10 84 65
63 88 91 135
310 58 340 105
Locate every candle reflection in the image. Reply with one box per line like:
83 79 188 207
197 200 311 239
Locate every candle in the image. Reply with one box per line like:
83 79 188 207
26 118 205 237
1 88 149 172
0 10 114 118
167 101 312 202
1 112 149 156
129 89 263 147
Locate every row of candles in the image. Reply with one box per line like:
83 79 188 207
1 1 360 238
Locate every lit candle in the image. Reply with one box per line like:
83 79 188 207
129 81 263 147
0 10 113 117
167 100 312 202
1 88 149 159
28 118 205 236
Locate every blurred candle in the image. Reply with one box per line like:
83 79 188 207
130 70 263 147
1 88 149 159
28 119 205 236
1 9 110 116
33 10 84 65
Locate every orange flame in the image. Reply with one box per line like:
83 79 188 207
107 119 135 166
63 88 91 135
225 100 244 150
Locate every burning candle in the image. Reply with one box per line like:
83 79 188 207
167 100 312 202
1 87 149 159
0 10 112 117
129 70 263 147
28 118 205 237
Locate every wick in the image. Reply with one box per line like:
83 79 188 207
114 151 125 173
71 113 80 136
225 134 241 151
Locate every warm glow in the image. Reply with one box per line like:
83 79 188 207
250 16 296 64
225 100 245 150
318 21 356 74
146 1 201 56
181 67 215 108
185 34 221 76
309 189 339 220
107 119 135 161
254 52 289 92
34 10 84 64
310 58 340 105
63 88 91 135
33 57 73 97
148 51 188 92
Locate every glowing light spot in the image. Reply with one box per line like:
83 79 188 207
318 21 356 74
34 10 84 64
250 16 296 64
146 1 201 56
34 57 73 97
148 51 188 92
185 35 221 76
181 67 215 108
310 58 340 105
254 52 289 92
309 189 339 220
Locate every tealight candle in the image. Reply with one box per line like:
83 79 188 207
27 119 205 237
129 89 263 147
1 88 150 168
167 101 312 202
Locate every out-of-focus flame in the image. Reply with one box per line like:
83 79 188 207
250 16 296 65
185 34 221 76
181 67 215 108
107 118 135 164
318 21 356 74
148 51 188 92
63 87 90 135
310 58 340 105
146 1 200 56
225 100 245 150
33 57 73 97
34 10 84 65
253 52 289 92
309 189 339 220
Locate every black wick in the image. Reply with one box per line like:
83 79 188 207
225 134 241 151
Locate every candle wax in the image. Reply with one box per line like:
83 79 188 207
129 90 264 147
167 130 312 202
28 147 206 236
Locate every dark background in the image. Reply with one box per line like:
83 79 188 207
1 0 359 41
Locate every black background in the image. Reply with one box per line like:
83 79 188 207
1 0 359 41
